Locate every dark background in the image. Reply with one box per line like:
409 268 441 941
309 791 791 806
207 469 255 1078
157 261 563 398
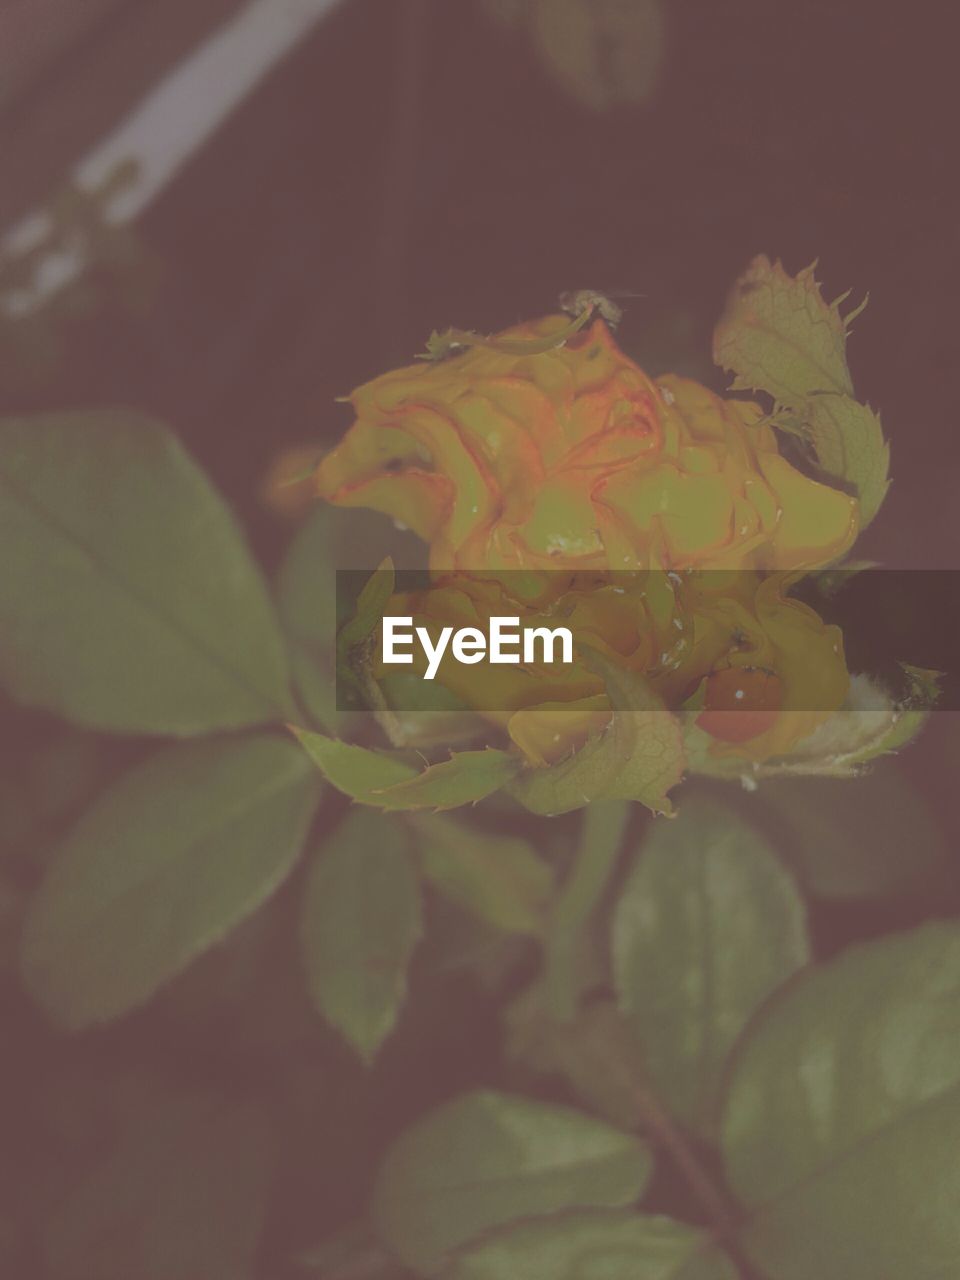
2 0 958 570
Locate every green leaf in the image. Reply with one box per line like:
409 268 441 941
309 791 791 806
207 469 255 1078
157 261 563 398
511 655 684 816
0 411 294 733
291 727 419 801
713 255 854 403
276 504 338 731
531 0 665 111
803 393 890 527
276 504 335 647
376 749 521 810
721 921 960 1280
755 764 949 900
292 729 518 812
337 559 395 667
504 992 645 1131
20 735 320 1028
444 1210 737 1280
372 1090 652 1274
300 810 422 1062
411 813 554 936
43 1092 274 1280
379 672 484 749
613 796 809 1138
712 257 889 526
277 506 425 731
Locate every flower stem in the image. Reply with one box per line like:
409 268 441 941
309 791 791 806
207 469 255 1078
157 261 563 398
543 800 630 1021
632 1070 767 1278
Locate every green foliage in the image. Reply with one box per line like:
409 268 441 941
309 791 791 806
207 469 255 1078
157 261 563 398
0 263 949 1279
802 393 889 527
722 922 960 1278
713 255 890 526
480 0 665 112
443 1211 737 1280
336 558 396 704
0 412 294 732
300 809 422 1063
613 797 810 1138
290 727 419 800
377 749 521 809
412 813 554 935
293 728 522 810
371 1091 652 1273
713 256 856 403
275 502 338 731
20 735 320 1027
43 1092 274 1280
504 993 646 1130
543 800 629 1020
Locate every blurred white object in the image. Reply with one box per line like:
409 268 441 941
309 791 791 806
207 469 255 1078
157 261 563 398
1 0 345 317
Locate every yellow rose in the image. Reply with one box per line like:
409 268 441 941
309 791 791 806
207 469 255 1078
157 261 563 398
317 315 858 574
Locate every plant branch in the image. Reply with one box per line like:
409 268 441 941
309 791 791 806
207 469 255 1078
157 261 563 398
543 800 630 1021
632 1069 768 1279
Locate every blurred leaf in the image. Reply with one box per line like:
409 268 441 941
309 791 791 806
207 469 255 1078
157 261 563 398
276 505 335 647
300 809 422 1063
372 1090 652 1273
296 1223 398 1277
531 0 665 111
754 764 949 900
379 672 484 749
0 411 294 733
505 991 645 1130
712 256 889 526
443 1210 737 1280
30 730 103 824
287 645 339 734
613 797 809 1139
376 749 521 810
721 921 960 1279
276 503 338 730
20 735 320 1028
412 813 554 936
43 1092 274 1280
0 729 107 876
416 899 529 994
511 657 684 816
